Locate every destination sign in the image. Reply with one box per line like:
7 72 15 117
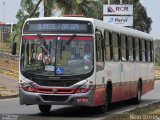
23 20 93 34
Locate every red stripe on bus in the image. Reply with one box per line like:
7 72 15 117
22 36 93 41
94 86 105 106
111 80 154 103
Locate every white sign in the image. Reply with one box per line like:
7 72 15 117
103 5 133 15
103 16 133 26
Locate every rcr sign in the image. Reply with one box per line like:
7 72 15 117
103 5 133 15
103 16 133 27
116 7 129 11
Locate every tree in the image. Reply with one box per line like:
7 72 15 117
54 0 103 19
43 0 54 17
133 1 152 33
16 0 40 31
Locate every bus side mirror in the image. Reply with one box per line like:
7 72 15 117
11 42 17 55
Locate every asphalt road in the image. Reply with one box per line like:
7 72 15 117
0 80 160 120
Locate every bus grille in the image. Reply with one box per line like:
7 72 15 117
35 80 79 87
41 95 69 102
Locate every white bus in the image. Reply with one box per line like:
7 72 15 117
14 17 154 113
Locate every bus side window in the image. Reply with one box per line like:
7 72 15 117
120 34 127 61
145 40 148 62
139 39 145 62
128 36 133 61
150 41 154 62
112 33 119 61
142 40 146 62
135 38 140 62
147 41 151 62
105 31 111 61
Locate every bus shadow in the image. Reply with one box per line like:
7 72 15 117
27 99 152 118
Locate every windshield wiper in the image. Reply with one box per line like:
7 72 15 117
59 34 77 60
37 34 49 53
62 34 77 50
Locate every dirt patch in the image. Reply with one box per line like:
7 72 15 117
0 86 18 98
0 58 19 71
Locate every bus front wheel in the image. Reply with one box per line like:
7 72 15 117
38 105 51 113
98 87 111 114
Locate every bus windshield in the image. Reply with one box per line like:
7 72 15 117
21 35 94 76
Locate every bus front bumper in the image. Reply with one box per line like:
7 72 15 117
19 88 95 107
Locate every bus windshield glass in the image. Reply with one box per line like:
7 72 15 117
21 35 94 76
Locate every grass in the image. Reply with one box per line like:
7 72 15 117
0 42 12 52
108 102 160 120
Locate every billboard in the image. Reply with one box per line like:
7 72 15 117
103 16 133 26
103 5 133 15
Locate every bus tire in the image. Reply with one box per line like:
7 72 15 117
38 105 51 113
133 82 142 104
98 87 111 114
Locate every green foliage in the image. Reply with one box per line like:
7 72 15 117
133 1 152 33
53 0 103 19
43 0 54 16
15 0 40 32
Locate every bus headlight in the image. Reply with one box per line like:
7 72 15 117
20 80 36 92
75 83 91 94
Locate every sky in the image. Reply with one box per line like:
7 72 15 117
0 0 160 39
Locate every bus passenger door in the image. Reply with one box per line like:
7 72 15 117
95 29 105 106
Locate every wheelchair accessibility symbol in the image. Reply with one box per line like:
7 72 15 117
56 67 63 75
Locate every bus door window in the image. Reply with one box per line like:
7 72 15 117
96 29 104 71
105 31 111 61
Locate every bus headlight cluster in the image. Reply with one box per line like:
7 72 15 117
75 83 91 93
19 80 36 92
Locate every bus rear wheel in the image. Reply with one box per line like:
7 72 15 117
38 105 51 113
132 82 142 104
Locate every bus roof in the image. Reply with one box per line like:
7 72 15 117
25 17 154 40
